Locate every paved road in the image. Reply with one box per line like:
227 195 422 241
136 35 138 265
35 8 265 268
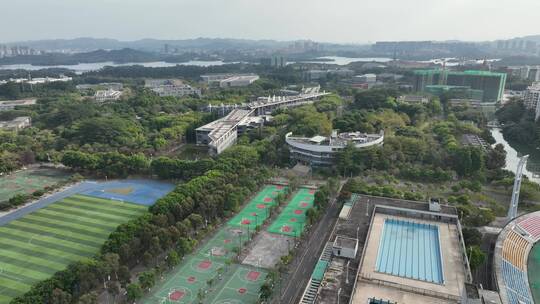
278 197 341 304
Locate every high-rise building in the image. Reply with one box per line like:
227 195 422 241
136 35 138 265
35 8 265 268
413 69 507 103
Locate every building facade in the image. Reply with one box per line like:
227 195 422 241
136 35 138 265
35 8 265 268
413 69 507 103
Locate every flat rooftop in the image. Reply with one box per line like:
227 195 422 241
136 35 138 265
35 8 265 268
353 212 467 303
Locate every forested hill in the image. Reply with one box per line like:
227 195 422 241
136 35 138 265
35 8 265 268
0 48 160 66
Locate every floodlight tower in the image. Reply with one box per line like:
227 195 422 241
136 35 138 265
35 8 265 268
507 155 529 221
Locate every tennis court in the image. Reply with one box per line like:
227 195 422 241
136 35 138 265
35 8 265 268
0 168 70 202
79 179 174 206
267 187 315 237
228 185 287 230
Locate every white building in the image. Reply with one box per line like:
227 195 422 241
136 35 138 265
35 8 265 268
0 116 31 131
201 73 259 87
195 109 253 155
286 130 384 166
219 75 260 88
94 89 123 102
145 79 201 97
0 99 37 111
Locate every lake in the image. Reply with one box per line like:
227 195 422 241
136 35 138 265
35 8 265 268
302 56 393 65
0 60 231 74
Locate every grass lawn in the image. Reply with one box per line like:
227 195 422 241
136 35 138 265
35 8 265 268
0 194 147 303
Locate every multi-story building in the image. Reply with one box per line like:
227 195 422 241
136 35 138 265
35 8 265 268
195 109 253 155
285 130 384 166
197 86 329 154
145 79 201 98
413 69 507 103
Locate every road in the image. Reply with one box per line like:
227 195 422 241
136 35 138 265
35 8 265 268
278 196 341 304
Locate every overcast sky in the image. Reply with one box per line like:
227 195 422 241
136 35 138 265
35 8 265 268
2 0 540 43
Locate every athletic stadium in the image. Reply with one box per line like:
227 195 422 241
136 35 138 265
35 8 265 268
494 211 540 304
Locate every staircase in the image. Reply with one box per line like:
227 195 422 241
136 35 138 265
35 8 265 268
299 242 334 304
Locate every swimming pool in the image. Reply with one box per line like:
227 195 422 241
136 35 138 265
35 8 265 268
375 218 444 284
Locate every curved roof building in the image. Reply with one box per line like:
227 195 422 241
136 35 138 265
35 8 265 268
285 130 384 166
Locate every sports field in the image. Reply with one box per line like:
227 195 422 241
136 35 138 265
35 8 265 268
0 168 70 202
267 188 316 237
143 185 285 304
228 184 288 230
79 179 175 206
528 242 540 303
0 194 147 303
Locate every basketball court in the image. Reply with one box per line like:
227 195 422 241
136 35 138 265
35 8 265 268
227 185 287 230
143 185 283 304
267 187 315 237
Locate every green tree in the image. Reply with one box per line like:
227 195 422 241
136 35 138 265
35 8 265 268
467 246 486 271
126 283 143 302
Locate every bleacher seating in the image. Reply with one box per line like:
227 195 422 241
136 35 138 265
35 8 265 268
501 260 533 304
502 230 530 270
518 216 540 241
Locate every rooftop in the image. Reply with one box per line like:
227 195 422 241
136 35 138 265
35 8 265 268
196 109 253 142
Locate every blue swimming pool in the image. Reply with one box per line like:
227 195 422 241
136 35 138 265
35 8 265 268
375 218 444 284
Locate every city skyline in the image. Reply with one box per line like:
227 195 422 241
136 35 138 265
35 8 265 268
2 0 540 43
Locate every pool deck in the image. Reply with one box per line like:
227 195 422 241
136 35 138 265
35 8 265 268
353 213 466 303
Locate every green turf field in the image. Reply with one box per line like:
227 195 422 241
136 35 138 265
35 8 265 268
227 185 287 230
0 168 70 202
143 185 284 304
0 194 147 303
267 188 316 237
528 242 540 303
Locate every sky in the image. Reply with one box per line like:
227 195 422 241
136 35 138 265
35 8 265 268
2 0 540 43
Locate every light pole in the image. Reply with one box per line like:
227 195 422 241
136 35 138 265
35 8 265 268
337 288 342 304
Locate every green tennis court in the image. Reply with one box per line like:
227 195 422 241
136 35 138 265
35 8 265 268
228 185 287 230
0 168 70 202
267 188 316 237
0 194 147 303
